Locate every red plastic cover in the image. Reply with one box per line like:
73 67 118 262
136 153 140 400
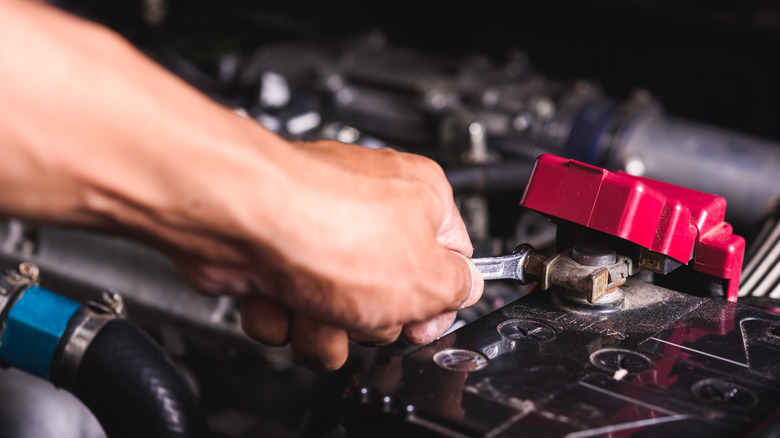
520 154 744 301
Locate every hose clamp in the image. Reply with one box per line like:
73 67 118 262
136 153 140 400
51 291 125 386
0 263 39 324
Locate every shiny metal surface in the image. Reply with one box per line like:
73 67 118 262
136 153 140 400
51 309 115 385
0 368 105 438
472 244 536 283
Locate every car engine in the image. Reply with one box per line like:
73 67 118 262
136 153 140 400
2 1 780 437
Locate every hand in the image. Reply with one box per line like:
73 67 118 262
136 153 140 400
0 0 483 371
168 140 484 370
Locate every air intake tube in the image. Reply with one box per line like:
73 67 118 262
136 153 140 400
0 263 211 438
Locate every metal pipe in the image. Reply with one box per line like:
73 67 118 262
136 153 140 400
606 113 780 228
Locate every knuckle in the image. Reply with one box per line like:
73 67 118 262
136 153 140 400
241 322 289 346
350 306 386 332
289 316 350 370
411 154 446 179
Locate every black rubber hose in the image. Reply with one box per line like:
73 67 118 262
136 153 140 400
487 135 550 162
446 161 535 192
63 319 211 438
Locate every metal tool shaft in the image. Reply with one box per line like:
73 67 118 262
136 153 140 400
472 244 535 283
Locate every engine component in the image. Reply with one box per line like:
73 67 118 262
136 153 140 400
522 154 745 301
233 38 780 230
472 244 537 283
6 3 780 437
0 261 211 438
0 367 104 438
474 243 633 304
342 158 776 438
738 202 780 311
469 154 746 308
343 278 780 438
604 112 780 228
0 264 82 379
62 315 210 438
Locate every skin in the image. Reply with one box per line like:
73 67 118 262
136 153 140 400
0 0 484 370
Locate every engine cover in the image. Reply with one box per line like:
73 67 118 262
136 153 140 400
343 279 780 437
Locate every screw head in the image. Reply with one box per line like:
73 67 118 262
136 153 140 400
590 348 653 375
17 262 40 282
691 378 757 408
433 349 489 372
497 319 557 343
99 289 125 316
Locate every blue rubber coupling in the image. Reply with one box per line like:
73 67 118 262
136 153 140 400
0 285 82 378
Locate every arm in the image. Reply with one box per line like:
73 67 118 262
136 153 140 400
0 0 483 370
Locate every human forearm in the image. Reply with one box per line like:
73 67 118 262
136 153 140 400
0 0 483 370
0 0 290 242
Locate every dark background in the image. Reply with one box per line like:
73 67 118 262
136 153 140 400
56 0 780 141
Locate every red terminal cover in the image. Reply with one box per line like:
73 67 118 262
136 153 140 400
520 154 745 301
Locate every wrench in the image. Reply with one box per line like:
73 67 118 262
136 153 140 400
471 244 536 284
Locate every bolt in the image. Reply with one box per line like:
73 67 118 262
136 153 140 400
101 290 125 316
336 125 360 143
482 88 499 107
513 112 533 132
381 395 393 413
572 244 617 267
102 290 120 305
18 262 39 282
692 378 757 407
534 98 555 119
428 92 447 110
359 387 370 404
498 319 557 343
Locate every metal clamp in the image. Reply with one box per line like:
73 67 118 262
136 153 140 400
0 263 40 335
52 290 125 385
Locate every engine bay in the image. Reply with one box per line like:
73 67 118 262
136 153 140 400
3 1 780 437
